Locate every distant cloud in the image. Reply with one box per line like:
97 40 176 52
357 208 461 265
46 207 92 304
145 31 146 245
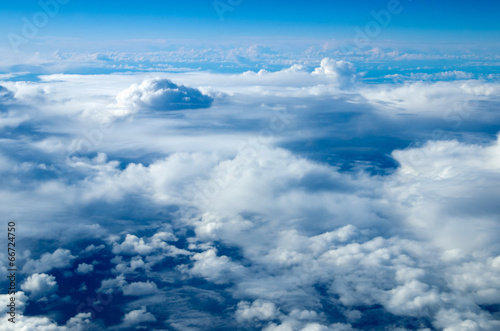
117 77 213 111
385 70 475 82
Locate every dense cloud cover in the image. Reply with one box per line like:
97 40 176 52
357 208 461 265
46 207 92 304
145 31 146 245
0 57 500 330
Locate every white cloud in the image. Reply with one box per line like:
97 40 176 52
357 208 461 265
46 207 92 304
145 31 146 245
360 80 499 114
312 58 357 87
0 291 29 315
0 311 94 331
98 274 127 293
389 136 500 251
75 263 94 274
385 70 475 82
22 249 75 274
64 313 93 330
83 244 105 253
1 60 500 330
236 300 279 322
112 234 155 255
122 306 157 325
21 273 58 299
122 281 159 296
182 248 244 284
433 309 500 331
117 77 214 111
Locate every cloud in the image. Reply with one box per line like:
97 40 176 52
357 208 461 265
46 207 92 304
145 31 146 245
83 244 105 253
0 309 94 331
360 80 499 114
98 274 127 294
389 135 500 251
312 58 357 87
1 61 500 330
75 263 94 274
64 313 94 330
22 249 76 274
182 248 244 284
122 281 159 296
385 70 475 82
236 300 279 322
0 85 14 103
116 77 214 111
0 291 29 315
122 306 157 326
21 273 58 299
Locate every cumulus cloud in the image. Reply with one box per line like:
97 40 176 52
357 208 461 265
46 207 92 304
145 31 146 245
22 249 76 274
236 300 279 322
0 291 29 315
21 273 58 299
122 281 160 296
182 248 244 284
122 306 157 326
389 136 500 251
0 309 94 331
116 77 214 111
98 274 127 294
76 263 94 274
312 58 357 87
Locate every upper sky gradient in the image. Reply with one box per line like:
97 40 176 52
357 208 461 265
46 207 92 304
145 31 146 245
1 0 500 46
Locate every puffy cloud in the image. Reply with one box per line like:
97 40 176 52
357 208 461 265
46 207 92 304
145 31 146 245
384 280 441 316
182 248 244 284
0 310 94 331
21 273 58 299
236 300 279 322
83 244 105 253
433 309 500 331
64 313 94 330
0 291 29 315
122 306 157 326
389 136 500 251
312 58 357 87
98 274 127 293
122 281 159 296
75 263 94 274
22 249 76 274
116 77 214 111
112 234 155 255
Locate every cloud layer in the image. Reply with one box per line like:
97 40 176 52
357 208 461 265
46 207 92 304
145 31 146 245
0 57 500 330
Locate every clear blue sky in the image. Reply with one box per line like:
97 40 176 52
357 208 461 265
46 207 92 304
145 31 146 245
1 0 499 46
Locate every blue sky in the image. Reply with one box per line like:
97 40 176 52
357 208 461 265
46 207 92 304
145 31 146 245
1 1 500 330
1 0 500 44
